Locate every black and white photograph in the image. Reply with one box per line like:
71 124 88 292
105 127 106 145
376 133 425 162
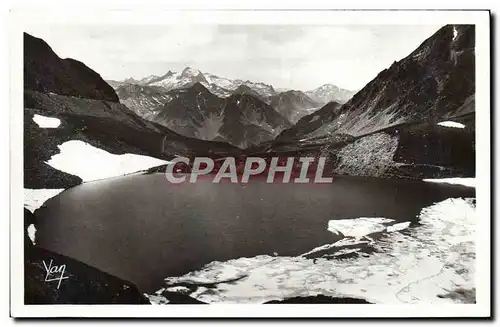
9 9 491 318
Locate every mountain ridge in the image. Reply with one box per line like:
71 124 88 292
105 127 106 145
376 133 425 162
24 33 118 102
152 82 291 147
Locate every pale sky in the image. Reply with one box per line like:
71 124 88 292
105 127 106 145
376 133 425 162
25 24 443 91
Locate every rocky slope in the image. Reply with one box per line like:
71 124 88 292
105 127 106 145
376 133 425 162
271 24 475 179
109 69 352 145
115 83 172 120
25 208 149 304
109 67 279 100
319 112 475 179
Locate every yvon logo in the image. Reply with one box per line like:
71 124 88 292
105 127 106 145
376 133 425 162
42 259 69 289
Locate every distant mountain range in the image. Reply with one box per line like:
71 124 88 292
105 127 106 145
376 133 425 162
107 67 279 100
106 69 354 131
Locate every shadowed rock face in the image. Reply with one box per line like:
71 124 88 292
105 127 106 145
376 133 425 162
154 83 226 141
220 93 292 148
277 101 343 141
24 33 119 102
115 84 172 120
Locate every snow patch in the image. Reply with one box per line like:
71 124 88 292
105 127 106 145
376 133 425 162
438 121 465 128
332 132 399 177
24 188 65 213
32 114 61 128
327 217 394 238
149 198 475 304
27 224 37 245
46 140 171 182
424 178 475 188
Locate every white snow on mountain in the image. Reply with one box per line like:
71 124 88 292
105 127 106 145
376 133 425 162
181 67 203 78
24 188 65 213
45 140 171 182
121 68 278 100
423 178 475 188
306 84 356 104
239 81 276 99
115 68 356 107
204 73 240 90
149 197 475 304
148 69 205 90
438 121 466 128
328 217 396 239
32 114 61 128
139 74 161 85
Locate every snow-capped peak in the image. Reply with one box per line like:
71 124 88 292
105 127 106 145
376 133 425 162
138 74 161 85
181 67 202 78
123 77 140 84
128 67 278 99
306 83 356 104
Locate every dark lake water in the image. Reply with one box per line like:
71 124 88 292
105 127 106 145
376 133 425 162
36 173 475 292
